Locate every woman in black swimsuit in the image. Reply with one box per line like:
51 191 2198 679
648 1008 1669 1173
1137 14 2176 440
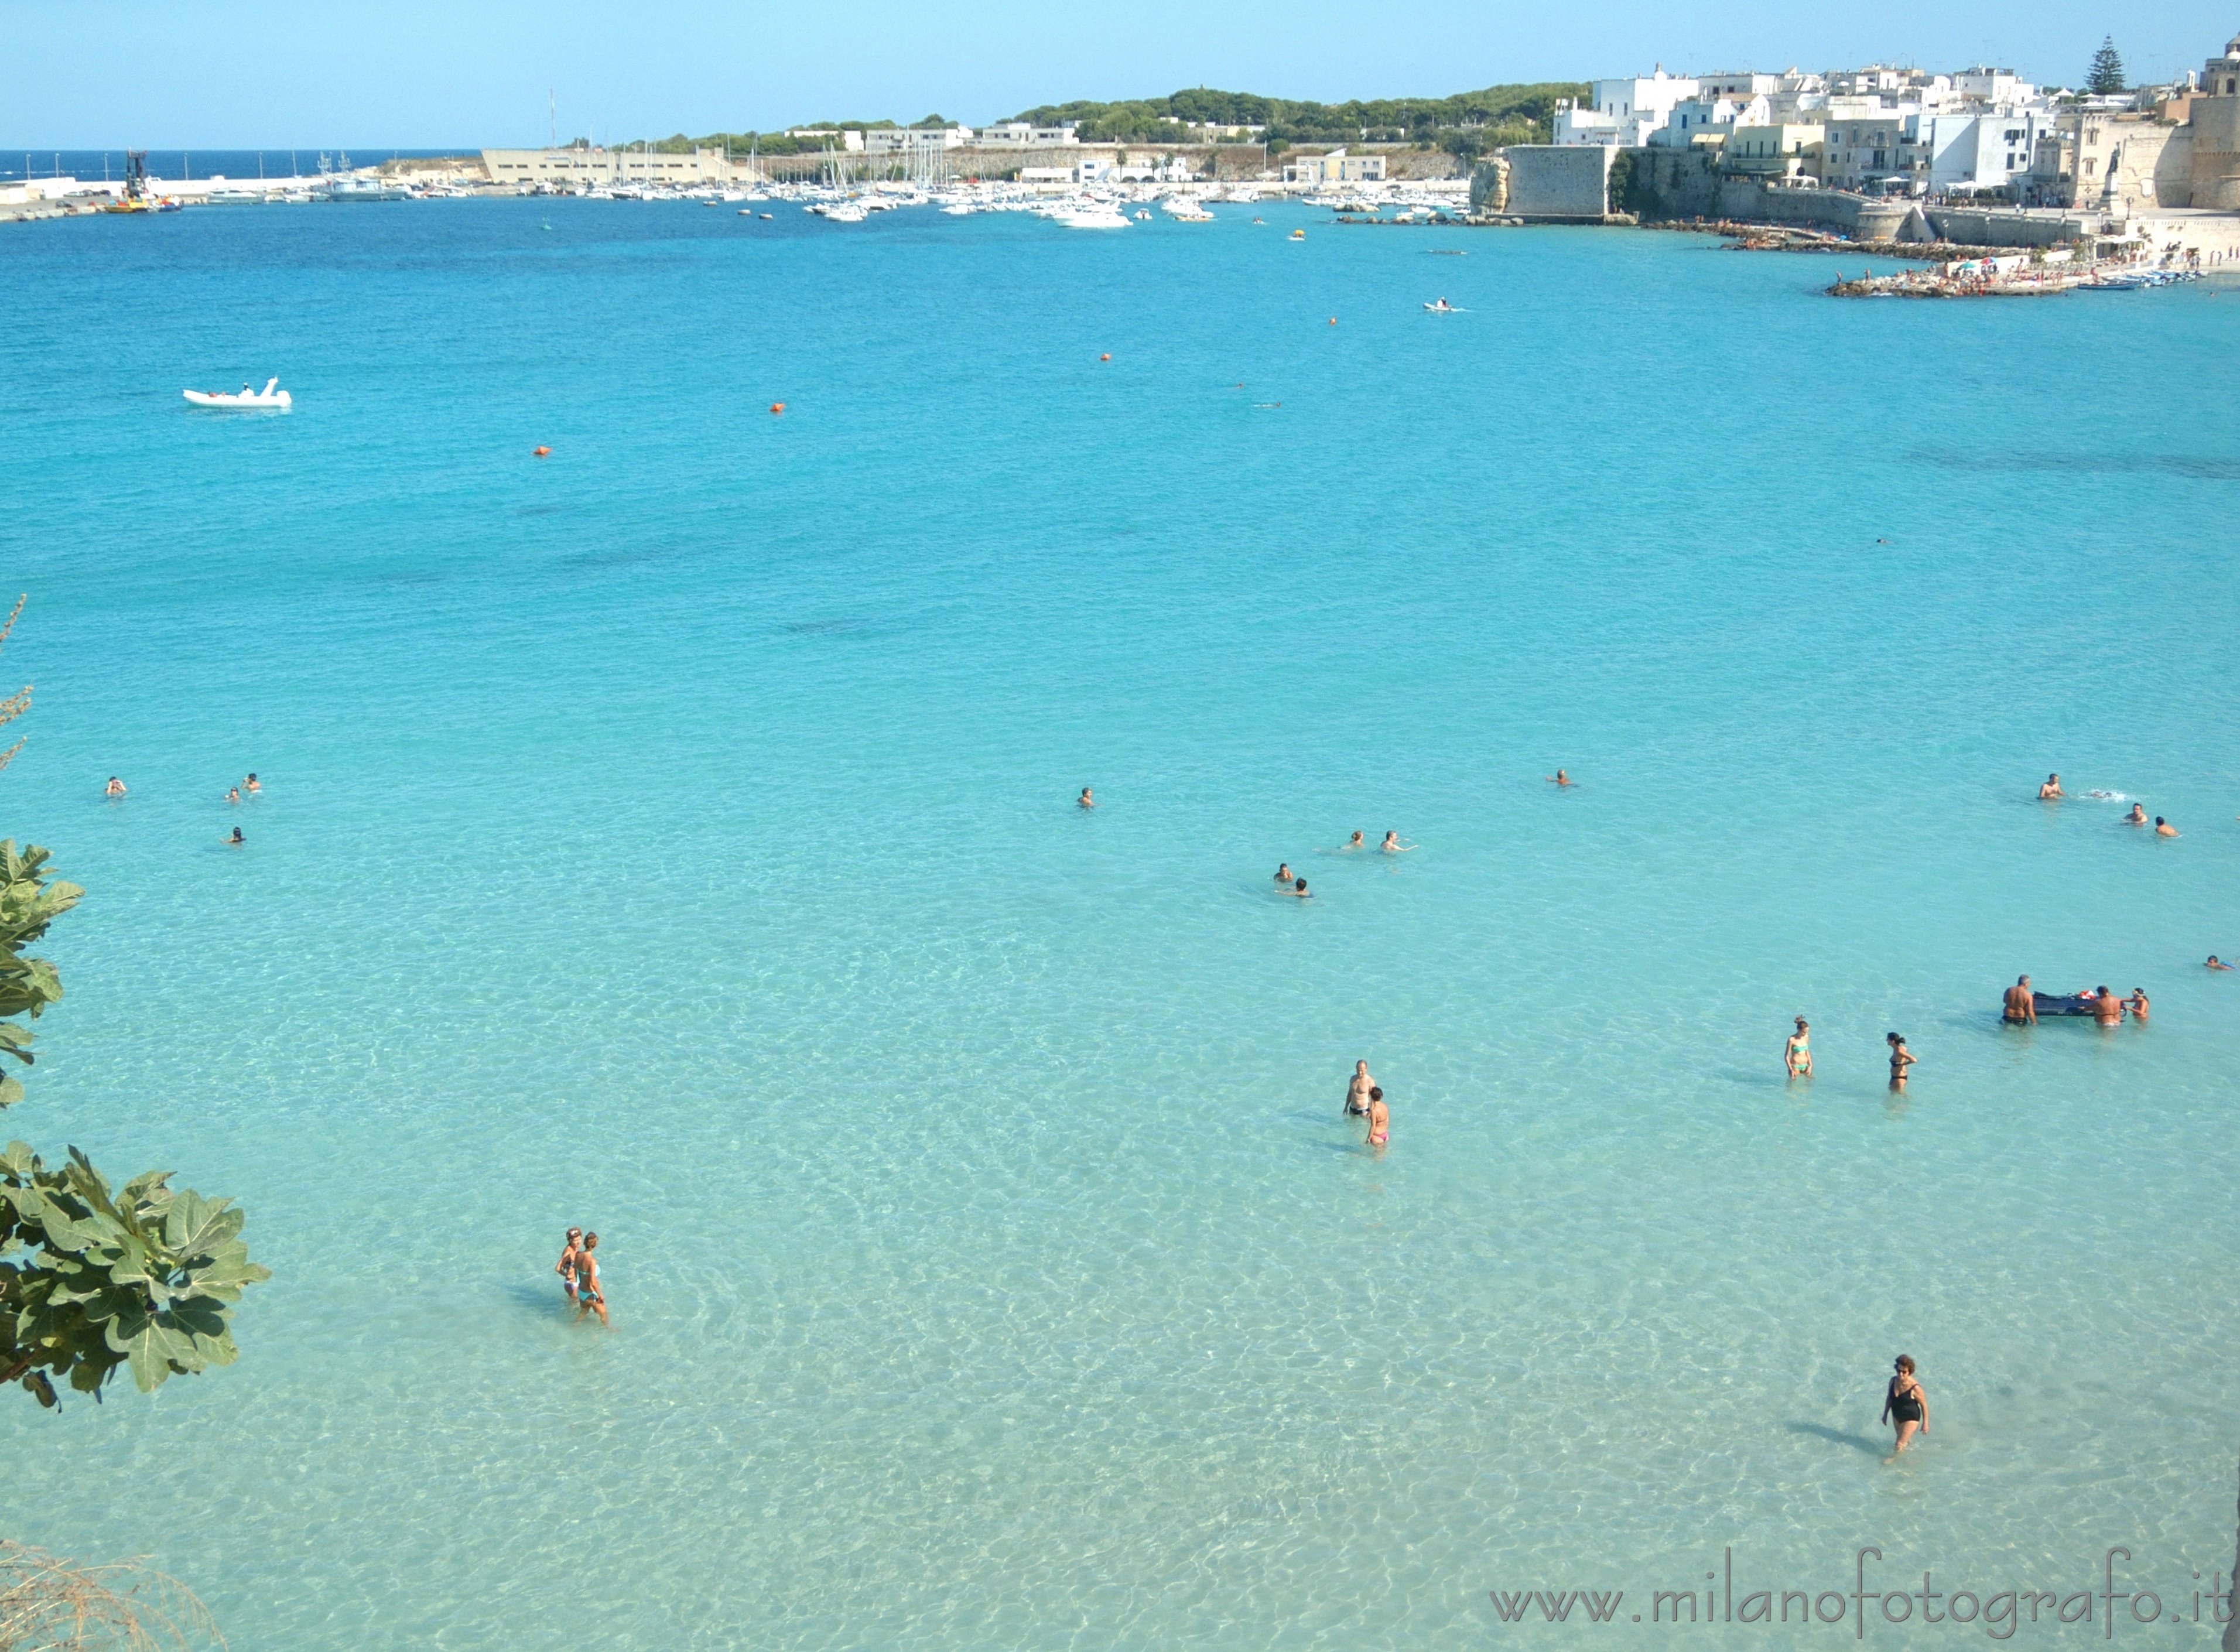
1881 1354 1927 1458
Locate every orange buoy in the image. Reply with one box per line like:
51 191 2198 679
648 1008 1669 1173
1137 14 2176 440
532 446 550 457
1099 353 1110 361
769 402 785 414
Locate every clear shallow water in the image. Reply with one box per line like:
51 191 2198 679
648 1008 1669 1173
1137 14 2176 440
2 199 2239 1647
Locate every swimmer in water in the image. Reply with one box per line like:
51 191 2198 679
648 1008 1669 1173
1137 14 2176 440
1881 1355 1928 1458
1339 832 1365 852
1078 787 1095 809
2002 975 2036 1025
244 773 260 793
1274 863 1292 884
2126 988 2149 1021
2154 816 2177 837
2092 986 2123 1025
574 1232 608 1326
227 827 244 846
1366 1088 1389 1148
2124 803 2146 825
1886 1032 1915 1087
2210 956 2235 970
1283 877 1311 898
1784 1017 1813 1078
104 776 126 796
227 786 241 805
1546 768 1572 786
556 1227 583 1300
2037 773 2064 800
1345 1061 1373 1115
1379 831 1414 853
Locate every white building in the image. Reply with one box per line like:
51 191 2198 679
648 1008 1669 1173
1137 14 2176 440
863 126 972 153
1280 147 1387 185
971 122 1080 147
1649 93 1773 147
1923 111 2050 191
480 146 740 185
1698 71 1782 99
1553 69 1701 145
785 128 865 152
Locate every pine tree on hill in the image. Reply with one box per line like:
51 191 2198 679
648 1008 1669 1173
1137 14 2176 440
2087 36 2126 95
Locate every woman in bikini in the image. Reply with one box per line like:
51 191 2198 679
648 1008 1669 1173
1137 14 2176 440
1886 1032 1916 1089
1784 1018 1813 1079
1365 1088 1389 1150
1881 1355 1928 1457
574 1232 608 1326
556 1227 582 1301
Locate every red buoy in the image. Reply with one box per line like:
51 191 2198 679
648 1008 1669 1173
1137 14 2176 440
532 446 550 457
770 402 785 414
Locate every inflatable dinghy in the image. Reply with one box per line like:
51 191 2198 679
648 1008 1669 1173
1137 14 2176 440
2032 993 2100 1017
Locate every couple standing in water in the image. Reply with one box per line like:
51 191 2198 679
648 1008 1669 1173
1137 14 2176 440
555 1228 608 1326
1343 1061 1389 1148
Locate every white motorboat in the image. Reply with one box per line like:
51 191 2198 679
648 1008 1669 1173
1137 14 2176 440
184 377 292 409
1422 299 1458 313
1162 197 1213 221
1057 205 1129 230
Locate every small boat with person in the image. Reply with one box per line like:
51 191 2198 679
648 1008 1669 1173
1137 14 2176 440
183 377 292 409
1423 297 1457 312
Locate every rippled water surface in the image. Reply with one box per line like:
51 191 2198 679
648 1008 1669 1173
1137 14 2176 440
3 199 2238 1648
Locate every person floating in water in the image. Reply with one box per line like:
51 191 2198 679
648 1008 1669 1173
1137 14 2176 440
2092 985 2123 1025
1345 1061 1373 1116
1077 787 1095 809
2125 987 2149 1021
2209 956 2235 971
227 827 245 846
2154 816 2178 837
104 776 126 796
556 1227 583 1301
1283 877 1311 898
244 772 261 793
2002 975 2036 1025
1274 863 1292 885
227 786 241 805
1339 831 1365 851
1886 1032 1915 1087
1881 1355 1928 1458
2123 803 2146 825
1546 768 1573 786
1784 1017 1813 1078
574 1232 608 1326
1379 830 1415 853
1365 1087 1389 1148
2037 773 2065 800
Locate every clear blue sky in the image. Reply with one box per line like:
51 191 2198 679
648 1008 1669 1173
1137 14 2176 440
2 0 2227 146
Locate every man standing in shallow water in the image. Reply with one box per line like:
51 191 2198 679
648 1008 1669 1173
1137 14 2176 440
2003 976 2036 1025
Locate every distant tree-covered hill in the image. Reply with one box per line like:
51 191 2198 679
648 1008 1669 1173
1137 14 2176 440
635 82 1585 159
1007 84 1587 155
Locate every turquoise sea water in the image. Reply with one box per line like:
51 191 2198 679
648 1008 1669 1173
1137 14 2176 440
3 199 2239 1647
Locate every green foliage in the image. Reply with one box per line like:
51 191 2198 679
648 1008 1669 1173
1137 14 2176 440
0 841 80 1109
2087 37 2126 95
1004 83 1586 148
1 1141 269 1407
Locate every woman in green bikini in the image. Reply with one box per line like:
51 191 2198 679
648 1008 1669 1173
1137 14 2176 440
1784 1018 1813 1079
